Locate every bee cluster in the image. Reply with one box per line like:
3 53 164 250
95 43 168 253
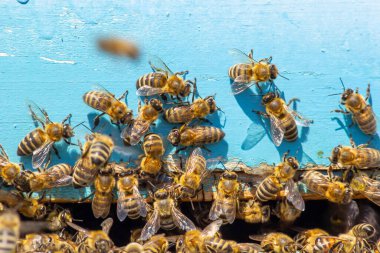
0 48 379 253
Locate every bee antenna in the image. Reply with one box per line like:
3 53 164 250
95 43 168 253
278 73 289 80
81 124 94 133
328 93 342 96
72 121 86 129
339 78 346 91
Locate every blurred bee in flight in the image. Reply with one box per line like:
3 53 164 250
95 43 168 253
0 144 22 186
98 37 140 59
139 133 165 178
253 92 313 146
136 56 196 101
331 78 377 135
228 48 287 95
17 102 79 168
121 99 163 146
83 86 133 129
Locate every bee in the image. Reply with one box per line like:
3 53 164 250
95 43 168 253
121 99 163 146
350 173 380 206
17 103 77 169
237 199 271 224
253 92 313 146
293 228 329 253
228 48 283 95
209 171 240 224
68 217 114 253
17 233 76 253
255 155 305 211
301 170 352 204
167 124 225 152
163 94 218 124
0 209 20 253
331 79 376 135
249 232 297 253
14 163 73 192
98 37 140 59
274 199 302 225
116 168 147 221
0 144 22 186
140 133 165 177
73 133 114 188
91 166 116 219
46 208 73 232
118 234 169 253
83 86 133 128
136 56 195 100
139 188 196 241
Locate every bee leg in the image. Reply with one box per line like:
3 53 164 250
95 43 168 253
52 145 61 159
355 87 359 94
175 70 189 76
78 192 94 203
200 145 211 153
117 89 128 101
199 118 212 125
62 114 72 124
174 146 187 154
287 98 300 107
254 82 263 93
331 109 350 115
93 112 106 129
349 135 357 148
29 105 46 127
365 83 371 101
252 110 269 118
329 241 343 253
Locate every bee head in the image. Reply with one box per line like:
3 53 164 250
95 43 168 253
341 89 354 101
95 238 113 253
222 171 237 180
262 92 276 105
167 129 180 146
120 110 133 125
180 81 192 97
205 96 217 113
270 64 278 80
63 124 74 138
150 99 163 112
154 189 169 200
36 204 47 219
330 146 342 164
286 156 299 169
60 209 72 223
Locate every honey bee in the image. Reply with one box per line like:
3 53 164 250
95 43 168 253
250 232 297 253
83 86 133 128
17 233 76 253
139 188 196 241
117 168 147 221
68 217 114 253
301 170 352 204
163 94 218 124
73 133 114 188
140 133 165 177
0 144 22 186
17 102 77 168
331 79 376 135
167 124 225 152
98 37 140 59
294 228 329 253
350 173 380 206
237 199 270 224
273 199 302 224
46 208 73 232
118 234 169 253
228 49 282 94
209 171 240 224
253 92 312 146
91 166 116 219
136 56 195 100
14 163 73 192
121 99 163 146
0 209 20 253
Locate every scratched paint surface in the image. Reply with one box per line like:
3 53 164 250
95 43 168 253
1 0 380 195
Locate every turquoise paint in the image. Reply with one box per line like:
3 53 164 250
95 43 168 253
1 0 380 178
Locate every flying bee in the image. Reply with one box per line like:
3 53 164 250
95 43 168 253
253 92 313 146
301 170 353 204
167 123 225 152
91 166 116 219
293 228 329 253
228 48 286 95
121 99 163 146
139 188 196 241
209 170 240 224
116 168 147 221
140 133 165 177
83 86 133 129
136 56 195 100
14 163 73 192
98 37 140 59
0 209 20 253
68 218 114 253
250 232 298 253
17 102 78 168
0 144 22 186
237 199 271 224
73 133 114 188
331 79 377 135
350 173 380 206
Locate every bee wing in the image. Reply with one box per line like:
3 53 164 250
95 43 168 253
117 191 128 222
249 234 265 242
121 119 151 146
201 219 223 237
231 76 255 95
228 48 256 63
27 100 50 124
67 221 89 234
361 176 380 206
223 199 237 224
285 105 313 127
140 209 161 241
136 86 164 96
284 179 305 211
133 185 147 217
32 141 54 169
101 218 113 235
149 55 174 76
209 199 222 221
238 243 264 252
171 205 196 231
301 171 329 196
185 147 204 175
45 175 73 188
269 116 285 146
162 155 183 175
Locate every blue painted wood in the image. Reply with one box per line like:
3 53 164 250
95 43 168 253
1 0 380 181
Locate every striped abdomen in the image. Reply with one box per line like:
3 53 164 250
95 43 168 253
143 134 164 157
186 154 206 175
92 193 112 219
163 105 192 124
136 72 167 89
357 148 380 168
228 64 254 80
0 229 17 253
350 223 375 238
89 141 112 167
72 159 97 188
255 176 282 202
185 126 225 146
119 194 142 220
301 171 328 196
17 129 47 156
280 114 298 142
159 214 176 230
353 106 377 135
83 91 113 113
47 163 73 178
205 237 235 253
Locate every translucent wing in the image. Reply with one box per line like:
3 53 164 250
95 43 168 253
121 119 151 146
223 199 237 224
249 234 265 242
140 209 161 241
209 199 222 221
66 221 88 234
185 148 205 175
228 48 256 63
45 175 73 188
136 86 164 96
171 205 196 231
361 176 380 206
301 171 329 196
269 116 285 146
285 105 313 127
133 185 147 217
231 75 255 95
241 121 266 150
27 100 50 124
201 219 223 238
32 141 54 169
101 218 113 234
116 191 128 222
162 155 183 175
284 179 305 211
149 55 174 75
237 243 264 252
